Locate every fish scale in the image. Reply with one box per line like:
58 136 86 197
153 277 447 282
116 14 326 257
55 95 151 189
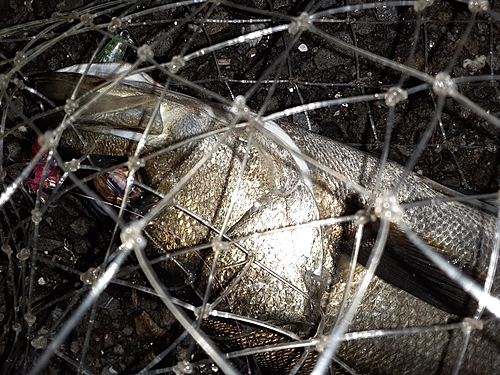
33 63 500 374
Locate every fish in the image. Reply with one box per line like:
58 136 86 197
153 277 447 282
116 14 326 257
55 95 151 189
34 62 500 374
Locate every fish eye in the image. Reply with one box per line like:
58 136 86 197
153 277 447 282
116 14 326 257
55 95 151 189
93 166 144 206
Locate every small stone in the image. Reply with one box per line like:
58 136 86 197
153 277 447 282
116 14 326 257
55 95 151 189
70 340 80 354
134 311 167 337
122 326 134 336
113 344 124 355
314 48 350 70
463 55 487 74
70 217 93 236
6 141 21 160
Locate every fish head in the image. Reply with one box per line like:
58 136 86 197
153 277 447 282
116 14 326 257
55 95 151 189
33 62 231 156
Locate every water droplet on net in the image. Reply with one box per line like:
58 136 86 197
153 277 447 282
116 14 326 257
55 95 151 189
16 247 30 261
231 95 249 116
469 0 490 12
374 192 403 222
13 51 26 66
486 143 498 152
0 74 9 90
462 317 484 334
167 55 186 73
80 267 100 286
385 86 408 107
13 78 24 90
194 303 212 319
120 223 146 251
433 72 457 96
24 313 36 326
108 17 122 33
185 273 196 285
288 12 312 35
65 158 80 173
414 0 434 12
127 156 144 171
1 244 12 257
64 99 78 116
211 238 230 254
137 44 154 62
38 130 59 150
173 360 194 375
31 208 42 224
80 13 93 26
31 335 47 349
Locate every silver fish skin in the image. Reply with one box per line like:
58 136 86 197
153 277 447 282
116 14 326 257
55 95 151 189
34 63 500 374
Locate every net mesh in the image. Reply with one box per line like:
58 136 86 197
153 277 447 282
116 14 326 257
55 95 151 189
0 0 499 374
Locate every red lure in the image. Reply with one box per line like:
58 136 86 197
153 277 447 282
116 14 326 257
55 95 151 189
26 136 61 202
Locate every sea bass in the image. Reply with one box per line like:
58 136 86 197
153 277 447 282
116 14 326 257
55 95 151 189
34 62 500 374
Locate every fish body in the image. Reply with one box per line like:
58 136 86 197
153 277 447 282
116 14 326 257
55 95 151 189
34 63 500 374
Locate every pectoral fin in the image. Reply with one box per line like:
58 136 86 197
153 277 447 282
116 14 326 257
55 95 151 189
344 222 479 317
